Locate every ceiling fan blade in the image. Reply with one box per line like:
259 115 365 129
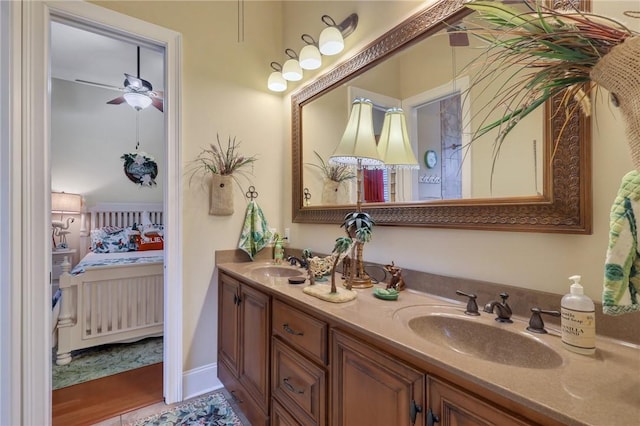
106 96 126 105
447 26 469 47
151 97 164 112
75 79 124 92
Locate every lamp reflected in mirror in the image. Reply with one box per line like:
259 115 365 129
376 108 419 202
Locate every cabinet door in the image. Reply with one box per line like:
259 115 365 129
428 376 531 426
332 329 425 426
218 273 240 375
239 283 271 411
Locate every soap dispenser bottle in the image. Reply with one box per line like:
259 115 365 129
561 275 596 355
273 233 284 264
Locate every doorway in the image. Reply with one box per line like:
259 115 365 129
15 1 183 423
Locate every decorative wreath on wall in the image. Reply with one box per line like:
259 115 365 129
121 151 158 187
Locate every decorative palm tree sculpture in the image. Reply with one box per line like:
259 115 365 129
340 211 375 289
330 237 353 293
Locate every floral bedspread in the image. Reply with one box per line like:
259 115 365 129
71 254 163 275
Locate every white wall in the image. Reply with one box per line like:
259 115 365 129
51 78 164 205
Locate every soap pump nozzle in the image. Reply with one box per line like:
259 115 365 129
569 275 584 295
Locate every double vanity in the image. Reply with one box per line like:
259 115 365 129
216 255 639 426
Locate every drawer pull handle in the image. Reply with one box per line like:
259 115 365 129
283 323 304 336
283 377 305 394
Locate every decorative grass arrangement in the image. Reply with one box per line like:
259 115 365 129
307 150 356 183
462 0 638 150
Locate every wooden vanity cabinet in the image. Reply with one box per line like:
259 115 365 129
271 299 328 426
218 272 271 426
218 269 550 426
331 329 426 426
427 376 531 426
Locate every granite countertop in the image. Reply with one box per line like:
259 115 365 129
218 261 640 426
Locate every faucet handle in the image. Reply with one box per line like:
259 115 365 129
499 292 509 304
455 290 480 316
526 307 561 334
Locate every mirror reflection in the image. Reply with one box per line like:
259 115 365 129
302 15 545 206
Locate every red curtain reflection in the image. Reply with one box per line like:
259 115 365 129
363 169 384 202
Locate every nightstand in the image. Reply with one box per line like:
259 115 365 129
52 248 77 281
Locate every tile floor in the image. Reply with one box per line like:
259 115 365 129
92 389 250 426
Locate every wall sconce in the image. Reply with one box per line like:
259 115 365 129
267 13 358 92
282 48 303 81
267 62 287 92
51 191 82 250
376 107 419 202
299 34 322 70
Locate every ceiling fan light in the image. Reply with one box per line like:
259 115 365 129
268 71 287 92
299 44 322 70
282 58 303 81
319 26 344 56
123 92 152 111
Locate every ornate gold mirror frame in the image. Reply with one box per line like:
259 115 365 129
291 0 591 234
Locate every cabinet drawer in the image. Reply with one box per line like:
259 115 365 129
272 299 328 364
271 397 301 426
219 361 269 426
272 338 326 426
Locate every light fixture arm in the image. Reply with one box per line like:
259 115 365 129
270 62 283 72
301 33 317 46
285 48 299 60
322 13 358 38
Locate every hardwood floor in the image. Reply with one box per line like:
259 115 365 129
52 363 163 426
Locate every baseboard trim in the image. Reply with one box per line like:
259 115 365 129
182 362 223 401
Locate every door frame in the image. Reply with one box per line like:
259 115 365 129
15 1 183 423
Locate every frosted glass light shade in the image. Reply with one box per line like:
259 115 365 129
377 108 419 169
319 26 344 56
299 44 322 70
282 58 303 81
268 71 287 92
123 92 152 111
330 98 383 167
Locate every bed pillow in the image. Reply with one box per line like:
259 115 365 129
90 227 134 253
130 233 164 251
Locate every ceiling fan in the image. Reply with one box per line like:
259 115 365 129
76 46 163 112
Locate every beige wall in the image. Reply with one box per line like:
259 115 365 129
91 0 638 374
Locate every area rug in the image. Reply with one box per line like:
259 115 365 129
52 336 163 390
127 391 245 426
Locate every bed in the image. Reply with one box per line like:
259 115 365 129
55 203 164 365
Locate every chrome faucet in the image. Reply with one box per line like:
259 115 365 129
483 292 513 323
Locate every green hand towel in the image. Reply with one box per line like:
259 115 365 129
238 200 272 260
603 170 640 315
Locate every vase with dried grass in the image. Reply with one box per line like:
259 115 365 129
188 134 257 216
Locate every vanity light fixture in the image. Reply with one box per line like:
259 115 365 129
267 13 358 92
299 34 322 70
267 62 287 92
320 14 358 56
282 48 303 81
330 98 382 288
376 108 419 202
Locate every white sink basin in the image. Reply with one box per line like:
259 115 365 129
249 265 304 278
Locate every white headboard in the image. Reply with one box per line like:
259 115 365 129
79 202 163 257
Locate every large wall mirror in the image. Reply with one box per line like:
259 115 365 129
292 0 591 233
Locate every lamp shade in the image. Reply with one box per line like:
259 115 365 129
377 108 419 169
299 44 322 70
330 98 383 167
51 192 82 214
282 58 303 81
267 71 287 92
123 92 152 111
319 26 344 56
